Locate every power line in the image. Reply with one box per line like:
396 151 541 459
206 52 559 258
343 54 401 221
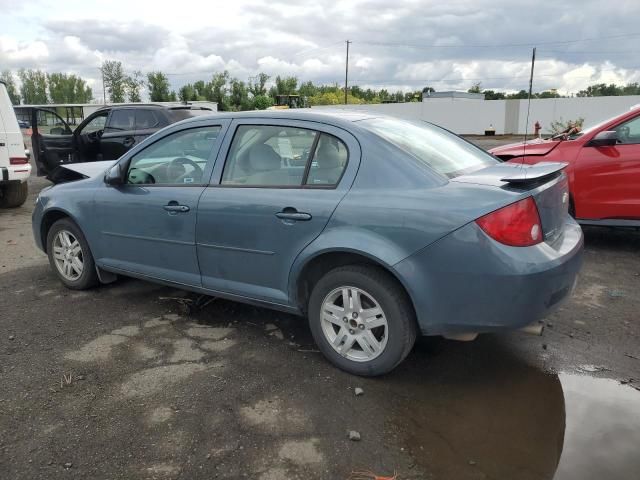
354 32 640 49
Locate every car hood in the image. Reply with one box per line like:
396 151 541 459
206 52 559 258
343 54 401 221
47 160 117 184
490 138 561 157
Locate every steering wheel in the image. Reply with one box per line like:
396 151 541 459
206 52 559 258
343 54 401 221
87 130 102 142
168 157 203 183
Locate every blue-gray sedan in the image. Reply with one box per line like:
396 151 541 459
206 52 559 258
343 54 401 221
32 110 583 375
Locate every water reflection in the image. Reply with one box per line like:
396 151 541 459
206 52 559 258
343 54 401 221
389 337 640 479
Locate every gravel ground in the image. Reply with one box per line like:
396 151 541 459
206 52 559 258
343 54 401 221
1 137 639 480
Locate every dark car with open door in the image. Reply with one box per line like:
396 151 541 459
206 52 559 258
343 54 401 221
30 103 216 178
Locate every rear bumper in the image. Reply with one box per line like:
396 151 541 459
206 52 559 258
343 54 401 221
393 217 584 336
1 164 31 183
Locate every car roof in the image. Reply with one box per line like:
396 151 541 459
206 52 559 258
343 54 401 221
178 108 380 128
94 103 216 111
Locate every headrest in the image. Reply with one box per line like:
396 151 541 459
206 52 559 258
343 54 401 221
249 143 281 172
315 142 340 169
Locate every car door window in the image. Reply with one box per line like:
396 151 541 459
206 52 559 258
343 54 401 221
135 109 159 130
79 114 107 134
305 133 348 186
105 110 135 132
221 125 318 186
36 109 72 135
126 126 221 185
614 116 640 145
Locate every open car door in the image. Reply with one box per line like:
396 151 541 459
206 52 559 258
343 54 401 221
31 108 74 176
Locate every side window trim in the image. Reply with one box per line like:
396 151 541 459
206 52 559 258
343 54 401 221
300 132 321 185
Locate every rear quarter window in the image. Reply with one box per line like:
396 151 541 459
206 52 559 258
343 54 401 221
361 117 498 178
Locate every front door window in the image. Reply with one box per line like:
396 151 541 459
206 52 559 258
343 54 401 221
126 126 221 185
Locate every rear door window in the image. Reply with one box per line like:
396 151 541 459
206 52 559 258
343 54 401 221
105 109 135 132
135 109 160 130
221 125 318 186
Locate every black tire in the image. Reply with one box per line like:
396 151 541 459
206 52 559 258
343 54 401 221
0 181 28 208
46 218 99 290
308 265 417 376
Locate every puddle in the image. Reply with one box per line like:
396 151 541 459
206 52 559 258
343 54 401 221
390 338 640 480
554 374 640 480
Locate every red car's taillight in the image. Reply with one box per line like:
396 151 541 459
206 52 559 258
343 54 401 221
476 197 543 247
10 157 29 165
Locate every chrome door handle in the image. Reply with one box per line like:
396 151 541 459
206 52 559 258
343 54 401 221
276 210 312 221
164 204 190 213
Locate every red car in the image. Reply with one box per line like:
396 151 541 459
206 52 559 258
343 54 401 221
491 107 640 227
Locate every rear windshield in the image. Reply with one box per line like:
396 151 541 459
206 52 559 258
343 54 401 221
360 117 499 178
169 109 215 121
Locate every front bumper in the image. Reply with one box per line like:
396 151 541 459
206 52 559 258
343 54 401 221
393 217 584 336
1 164 31 183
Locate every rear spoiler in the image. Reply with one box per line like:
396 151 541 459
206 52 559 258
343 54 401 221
500 162 567 185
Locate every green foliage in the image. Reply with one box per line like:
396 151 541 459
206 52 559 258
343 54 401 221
125 71 144 103
47 73 92 103
577 82 640 97
18 69 48 104
253 95 273 110
147 71 172 102
468 82 482 94
248 73 270 97
1 70 21 104
101 60 127 103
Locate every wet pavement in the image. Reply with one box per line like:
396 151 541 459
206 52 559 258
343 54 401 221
1 137 639 479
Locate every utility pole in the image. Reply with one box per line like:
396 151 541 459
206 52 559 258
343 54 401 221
101 67 106 104
344 40 351 105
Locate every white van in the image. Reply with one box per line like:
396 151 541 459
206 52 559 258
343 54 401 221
0 81 30 207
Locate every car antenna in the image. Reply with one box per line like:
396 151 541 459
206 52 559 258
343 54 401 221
521 47 536 167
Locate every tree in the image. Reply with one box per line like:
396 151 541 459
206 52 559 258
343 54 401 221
1 70 21 104
248 73 270 97
299 80 318 98
272 76 298 97
208 71 230 110
18 69 48 104
229 78 250 110
468 82 482 94
147 71 171 102
47 73 92 103
101 60 126 103
253 95 273 110
482 90 505 100
125 71 144 102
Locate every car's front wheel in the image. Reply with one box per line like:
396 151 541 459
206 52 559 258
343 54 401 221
46 218 99 290
308 265 417 376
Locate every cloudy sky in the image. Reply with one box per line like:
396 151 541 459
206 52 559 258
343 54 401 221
1 0 639 100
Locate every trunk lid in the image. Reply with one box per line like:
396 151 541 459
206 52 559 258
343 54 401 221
452 162 570 244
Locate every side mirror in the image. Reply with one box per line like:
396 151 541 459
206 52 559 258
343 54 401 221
587 130 618 147
104 164 124 185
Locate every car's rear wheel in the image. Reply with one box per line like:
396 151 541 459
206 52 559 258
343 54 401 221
308 265 417 376
46 218 99 290
0 181 28 208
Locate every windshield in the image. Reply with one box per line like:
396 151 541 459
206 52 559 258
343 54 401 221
360 117 498 178
567 117 612 140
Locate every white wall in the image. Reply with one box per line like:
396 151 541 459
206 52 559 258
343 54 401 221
312 95 640 135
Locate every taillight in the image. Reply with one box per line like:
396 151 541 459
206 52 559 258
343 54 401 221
10 157 29 165
476 197 542 247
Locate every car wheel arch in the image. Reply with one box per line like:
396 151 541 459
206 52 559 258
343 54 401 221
292 249 417 320
40 209 77 253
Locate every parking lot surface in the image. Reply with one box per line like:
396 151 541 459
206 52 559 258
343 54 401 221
1 137 639 479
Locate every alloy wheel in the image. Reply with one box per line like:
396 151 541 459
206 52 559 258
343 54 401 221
52 230 84 281
320 286 389 362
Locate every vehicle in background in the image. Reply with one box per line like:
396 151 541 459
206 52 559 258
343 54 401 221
18 120 30 129
268 94 309 109
30 103 217 177
32 111 583 376
491 107 640 227
0 81 31 208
